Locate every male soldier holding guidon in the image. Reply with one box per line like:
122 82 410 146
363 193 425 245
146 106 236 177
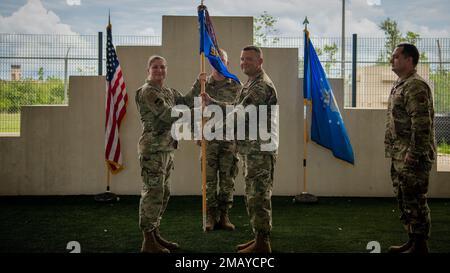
202 45 278 253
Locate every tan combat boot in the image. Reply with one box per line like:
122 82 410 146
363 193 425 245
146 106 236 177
236 239 255 251
218 210 235 231
238 233 271 253
205 209 217 232
141 230 170 253
402 235 429 254
388 234 413 253
155 228 180 251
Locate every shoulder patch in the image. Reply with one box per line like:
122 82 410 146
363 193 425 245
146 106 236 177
142 87 161 105
249 83 267 104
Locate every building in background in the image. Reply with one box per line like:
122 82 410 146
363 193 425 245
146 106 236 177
11 65 21 81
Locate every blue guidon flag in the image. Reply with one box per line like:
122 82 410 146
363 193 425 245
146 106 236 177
198 5 240 84
304 30 354 164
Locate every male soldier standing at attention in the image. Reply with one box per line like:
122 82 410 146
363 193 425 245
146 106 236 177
202 45 278 253
385 43 436 254
185 49 242 231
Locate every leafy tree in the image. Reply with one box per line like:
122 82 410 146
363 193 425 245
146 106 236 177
379 18 402 59
0 79 64 113
311 43 337 76
38 67 44 81
253 11 279 46
378 18 427 62
323 43 338 75
404 31 420 45
431 71 450 114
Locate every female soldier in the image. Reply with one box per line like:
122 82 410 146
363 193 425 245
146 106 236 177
135 55 186 253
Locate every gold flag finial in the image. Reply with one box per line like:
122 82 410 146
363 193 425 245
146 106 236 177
107 9 111 30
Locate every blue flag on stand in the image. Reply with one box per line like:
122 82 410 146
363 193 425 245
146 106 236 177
198 5 240 83
303 31 354 164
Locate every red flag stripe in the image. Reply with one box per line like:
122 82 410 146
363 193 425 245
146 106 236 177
105 24 127 173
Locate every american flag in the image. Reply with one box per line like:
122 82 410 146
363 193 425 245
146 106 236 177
105 20 128 173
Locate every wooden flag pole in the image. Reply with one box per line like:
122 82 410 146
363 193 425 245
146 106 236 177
200 52 207 232
303 98 308 193
106 165 111 191
294 17 318 204
94 10 119 204
303 22 310 194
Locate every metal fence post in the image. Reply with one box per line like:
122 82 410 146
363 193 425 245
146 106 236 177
64 47 70 103
352 33 357 107
98 32 103 75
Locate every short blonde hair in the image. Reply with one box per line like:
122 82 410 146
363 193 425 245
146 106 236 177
147 55 167 69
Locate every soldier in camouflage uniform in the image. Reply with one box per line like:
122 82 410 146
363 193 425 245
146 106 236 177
185 49 242 231
385 43 436 254
136 55 188 253
202 45 278 253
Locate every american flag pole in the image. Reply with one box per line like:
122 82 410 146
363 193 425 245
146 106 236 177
96 10 128 203
106 9 112 194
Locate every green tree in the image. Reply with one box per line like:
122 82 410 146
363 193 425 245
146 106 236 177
378 18 426 62
38 67 44 81
404 31 420 45
0 79 64 113
253 11 279 46
379 18 402 59
310 43 337 76
323 43 338 75
431 71 450 113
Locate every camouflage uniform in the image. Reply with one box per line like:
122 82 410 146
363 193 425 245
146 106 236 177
214 70 278 236
186 77 241 217
135 79 186 233
385 71 436 239
239 70 278 237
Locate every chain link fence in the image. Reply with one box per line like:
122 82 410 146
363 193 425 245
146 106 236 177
0 33 160 134
1 33 449 166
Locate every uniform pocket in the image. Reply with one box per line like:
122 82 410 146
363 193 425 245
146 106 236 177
140 154 164 175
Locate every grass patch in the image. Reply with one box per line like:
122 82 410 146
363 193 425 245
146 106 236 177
0 112 20 133
438 142 450 154
0 196 449 253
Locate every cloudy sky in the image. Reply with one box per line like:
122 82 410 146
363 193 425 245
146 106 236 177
0 0 449 37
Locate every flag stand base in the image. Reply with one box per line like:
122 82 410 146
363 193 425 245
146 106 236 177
94 190 120 203
293 192 318 204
